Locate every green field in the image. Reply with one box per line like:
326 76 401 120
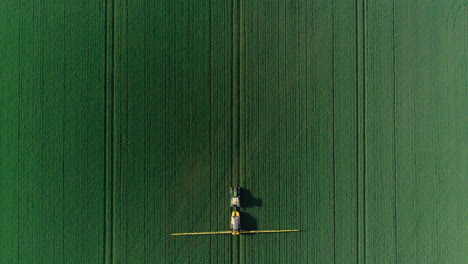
1 0 467 263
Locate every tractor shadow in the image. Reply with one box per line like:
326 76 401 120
240 212 258 232
240 188 262 208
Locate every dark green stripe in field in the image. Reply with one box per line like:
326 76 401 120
0 1 466 264
0 1 106 263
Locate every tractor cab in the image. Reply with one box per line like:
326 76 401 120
230 186 241 208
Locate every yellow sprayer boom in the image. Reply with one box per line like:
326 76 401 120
171 229 299 236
